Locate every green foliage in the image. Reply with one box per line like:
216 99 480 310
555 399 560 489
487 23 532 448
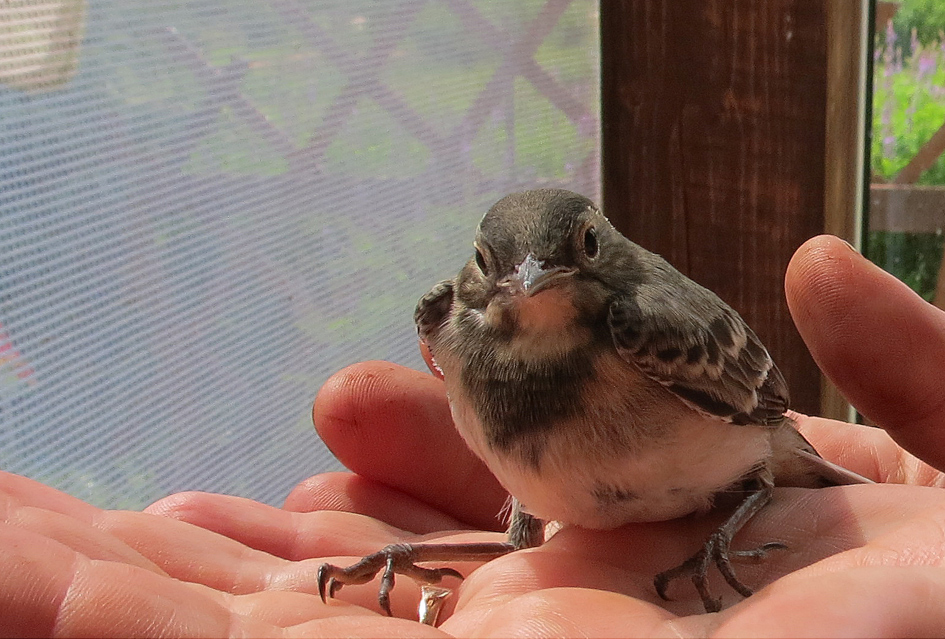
889 0 945 47
872 34 945 184
867 231 943 302
871 2 945 300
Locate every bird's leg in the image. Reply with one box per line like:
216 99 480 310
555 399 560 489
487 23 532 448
507 498 545 550
653 475 786 613
317 503 544 621
317 541 514 617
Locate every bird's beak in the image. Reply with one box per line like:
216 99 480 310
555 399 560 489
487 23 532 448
499 253 575 297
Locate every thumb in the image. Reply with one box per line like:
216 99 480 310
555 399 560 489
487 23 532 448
785 235 945 471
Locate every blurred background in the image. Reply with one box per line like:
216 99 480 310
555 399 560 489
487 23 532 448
0 0 600 508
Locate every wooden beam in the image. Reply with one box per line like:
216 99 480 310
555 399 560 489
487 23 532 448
869 184 945 232
893 119 945 185
875 2 901 30
825 0 867 246
870 185 945 311
601 0 828 416
823 0 869 421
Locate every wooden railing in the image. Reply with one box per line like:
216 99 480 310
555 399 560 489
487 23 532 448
870 184 945 307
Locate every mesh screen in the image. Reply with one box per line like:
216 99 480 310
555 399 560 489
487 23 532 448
0 0 600 508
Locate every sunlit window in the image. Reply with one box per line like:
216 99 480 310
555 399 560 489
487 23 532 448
0 1 600 508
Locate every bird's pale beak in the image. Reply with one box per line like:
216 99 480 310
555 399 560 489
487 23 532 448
499 253 575 297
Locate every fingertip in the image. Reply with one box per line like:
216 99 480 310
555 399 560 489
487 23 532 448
785 235 861 336
144 491 205 519
314 361 405 453
311 361 508 531
786 235 945 471
312 361 449 473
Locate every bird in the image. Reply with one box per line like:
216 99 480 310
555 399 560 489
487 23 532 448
317 188 871 617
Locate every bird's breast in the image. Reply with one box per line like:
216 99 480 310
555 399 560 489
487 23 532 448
501 411 774 528
458 346 597 460
437 340 774 529
483 286 595 360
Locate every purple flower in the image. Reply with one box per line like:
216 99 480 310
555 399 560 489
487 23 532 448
883 135 897 159
918 52 936 80
883 21 899 76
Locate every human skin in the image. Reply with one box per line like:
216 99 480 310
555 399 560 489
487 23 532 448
3 235 945 637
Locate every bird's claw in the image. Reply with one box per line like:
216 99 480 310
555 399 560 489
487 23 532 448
317 543 463 617
654 532 787 613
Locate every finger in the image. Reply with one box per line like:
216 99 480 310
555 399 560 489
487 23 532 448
283 473 474 534
785 235 945 471
250 510 504 620
93 502 471 624
215 588 378 627
313 361 508 531
0 514 458 639
179 568 449 632
716 566 945 638
0 500 164 574
0 475 164 575
124 500 488 609
792 413 945 487
0 471 100 523
95 509 291 593
0 522 273 638
148 484 469 560
147 491 312 559
0 523 79 636
443 586 674 639
53 561 279 638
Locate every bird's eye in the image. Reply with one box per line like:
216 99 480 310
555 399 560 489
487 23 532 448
583 227 599 259
474 248 489 275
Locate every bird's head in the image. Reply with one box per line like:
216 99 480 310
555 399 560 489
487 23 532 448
455 189 635 340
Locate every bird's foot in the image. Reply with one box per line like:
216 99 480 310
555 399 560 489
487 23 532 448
654 532 787 613
317 543 463 617
317 541 516 621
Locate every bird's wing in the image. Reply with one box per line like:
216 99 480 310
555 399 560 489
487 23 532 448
608 270 787 427
414 280 454 337
792 448 875 485
414 277 454 365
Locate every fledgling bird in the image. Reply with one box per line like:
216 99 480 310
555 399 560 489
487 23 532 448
317 189 870 616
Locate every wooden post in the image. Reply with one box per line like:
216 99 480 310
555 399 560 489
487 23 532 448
823 0 870 421
601 0 829 416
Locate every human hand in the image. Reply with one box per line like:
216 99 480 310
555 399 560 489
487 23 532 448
276 235 945 636
0 467 465 637
5 234 945 638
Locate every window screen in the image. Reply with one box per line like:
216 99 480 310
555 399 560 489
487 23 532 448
0 1 600 508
